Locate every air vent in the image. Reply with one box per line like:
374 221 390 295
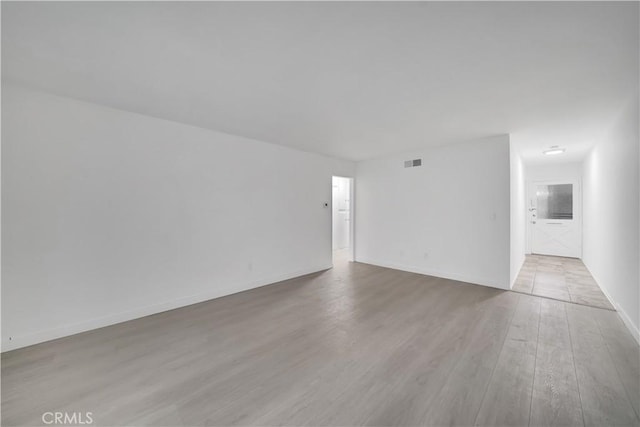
404 158 422 168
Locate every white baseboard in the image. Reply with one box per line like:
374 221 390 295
582 264 640 345
355 257 509 291
510 255 526 289
2 264 332 352
582 259 640 344
614 302 640 345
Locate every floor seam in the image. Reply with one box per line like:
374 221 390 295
528 300 542 427
509 289 617 311
472 293 521 427
565 303 587 427
515 255 613 311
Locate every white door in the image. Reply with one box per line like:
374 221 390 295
332 177 350 250
530 180 581 258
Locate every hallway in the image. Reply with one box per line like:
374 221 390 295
513 255 614 310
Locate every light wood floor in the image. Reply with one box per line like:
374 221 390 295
513 255 615 310
2 256 639 426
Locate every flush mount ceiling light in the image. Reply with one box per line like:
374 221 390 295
543 146 565 155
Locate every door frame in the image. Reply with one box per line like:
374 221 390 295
331 175 355 263
526 178 582 257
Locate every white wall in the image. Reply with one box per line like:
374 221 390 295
583 96 640 342
524 162 583 255
510 144 526 287
526 162 583 182
1 84 354 351
355 135 511 290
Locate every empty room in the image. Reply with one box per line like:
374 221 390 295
2 2 639 427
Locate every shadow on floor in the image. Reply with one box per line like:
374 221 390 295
513 254 614 310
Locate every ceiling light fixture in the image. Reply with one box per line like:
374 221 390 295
543 146 565 155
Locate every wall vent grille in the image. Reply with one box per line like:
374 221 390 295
404 159 422 168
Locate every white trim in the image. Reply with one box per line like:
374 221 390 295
355 257 509 291
331 175 355 262
1 264 332 352
348 177 355 262
510 255 525 289
611 301 640 345
585 267 640 345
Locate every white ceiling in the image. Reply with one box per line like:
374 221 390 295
2 1 638 162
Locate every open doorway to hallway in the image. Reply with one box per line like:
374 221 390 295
514 161 614 310
332 176 353 265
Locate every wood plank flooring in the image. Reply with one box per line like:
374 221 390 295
2 256 639 426
513 254 615 310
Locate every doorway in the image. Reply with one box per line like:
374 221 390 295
332 176 353 264
529 180 581 258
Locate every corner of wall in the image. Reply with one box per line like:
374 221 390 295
509 135 526 289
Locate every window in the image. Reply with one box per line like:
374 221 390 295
536 184 573 220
